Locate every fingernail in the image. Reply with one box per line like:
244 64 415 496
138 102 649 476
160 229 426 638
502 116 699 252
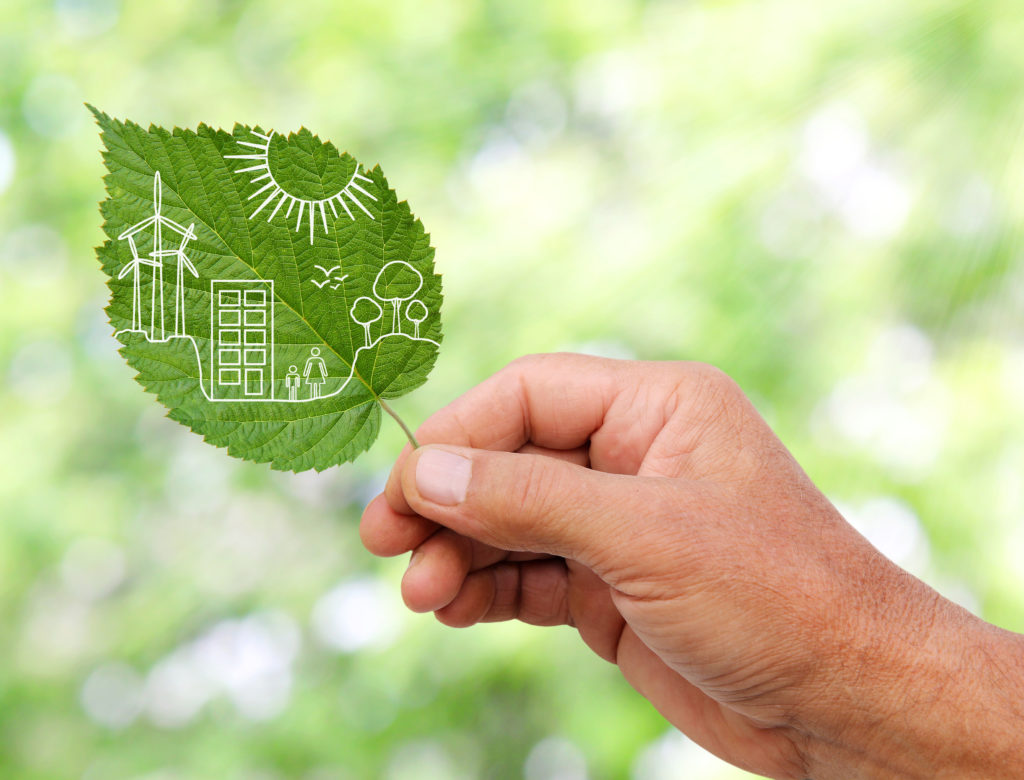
406 548 424 572
415 448 471 506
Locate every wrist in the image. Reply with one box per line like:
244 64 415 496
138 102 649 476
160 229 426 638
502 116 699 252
800 567 1024 779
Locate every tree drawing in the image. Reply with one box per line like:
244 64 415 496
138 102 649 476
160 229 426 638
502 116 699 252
406 299 427 338
350 296 383 347
373 261 423 334
94 110 444 470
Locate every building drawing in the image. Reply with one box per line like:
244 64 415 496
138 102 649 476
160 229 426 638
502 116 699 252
210 279 275 400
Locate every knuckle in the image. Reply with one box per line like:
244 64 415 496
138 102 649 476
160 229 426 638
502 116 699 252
679 362 747 423
685 361 740 396
505 353 545 374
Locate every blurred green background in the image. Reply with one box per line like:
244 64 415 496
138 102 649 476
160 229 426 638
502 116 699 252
2 0 1023 777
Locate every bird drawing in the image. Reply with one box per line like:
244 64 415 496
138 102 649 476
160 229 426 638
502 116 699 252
311 265 342 289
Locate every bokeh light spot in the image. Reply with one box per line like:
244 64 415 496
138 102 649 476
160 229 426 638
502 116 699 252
0 130 14 195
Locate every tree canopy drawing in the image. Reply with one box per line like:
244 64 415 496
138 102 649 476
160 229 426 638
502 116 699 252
92 107 443 472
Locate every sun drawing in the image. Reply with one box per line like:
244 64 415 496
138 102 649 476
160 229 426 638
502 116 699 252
224 129 377 244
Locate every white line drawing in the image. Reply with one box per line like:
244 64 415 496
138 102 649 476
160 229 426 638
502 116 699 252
116 262 437 406
310 264 349 290
224 129 377 245
350 296 384 347
116 235 159 332
151 222 198 337
285 366 301 401
406 300 427 339
112 176 438 405
117 171 195 339
210 279 275 400
303 347 328 400
116 330 438 406
373 261 423 335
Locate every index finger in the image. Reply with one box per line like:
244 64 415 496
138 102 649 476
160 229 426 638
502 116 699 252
383 352 675 515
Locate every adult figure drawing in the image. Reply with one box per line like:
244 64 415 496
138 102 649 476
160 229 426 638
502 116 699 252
303 347 327 400
361 354 1024 779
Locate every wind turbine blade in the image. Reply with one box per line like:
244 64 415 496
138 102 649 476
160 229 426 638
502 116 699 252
117 215 156 239
160 216 191 235
183 258 199 276
118 263 135 279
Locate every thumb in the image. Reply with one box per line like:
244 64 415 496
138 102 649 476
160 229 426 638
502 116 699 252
400 444 675 577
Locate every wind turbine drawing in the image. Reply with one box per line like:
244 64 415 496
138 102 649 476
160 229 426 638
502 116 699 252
116 233 160 333
151 222 198 337
117 171 195 340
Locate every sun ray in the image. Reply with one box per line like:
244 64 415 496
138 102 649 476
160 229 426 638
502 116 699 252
267 190 288 222
336 194 354 220
250 187 281 219
344 188 374 218
348 182 378 201
225 129 376 243
248 181 276 200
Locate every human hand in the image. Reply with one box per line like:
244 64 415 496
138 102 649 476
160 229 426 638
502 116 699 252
360 354 1024 779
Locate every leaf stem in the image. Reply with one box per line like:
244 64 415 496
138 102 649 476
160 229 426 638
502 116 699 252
379 398 420 449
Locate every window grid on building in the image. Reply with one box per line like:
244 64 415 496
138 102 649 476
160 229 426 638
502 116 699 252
210 280 274 400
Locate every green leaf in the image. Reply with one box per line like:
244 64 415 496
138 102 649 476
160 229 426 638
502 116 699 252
91 107 442 472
